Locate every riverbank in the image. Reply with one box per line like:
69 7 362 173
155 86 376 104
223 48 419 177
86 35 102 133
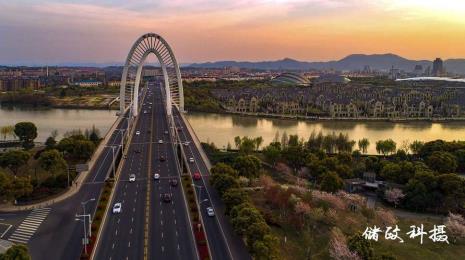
215 110 465 122
0 93 119 110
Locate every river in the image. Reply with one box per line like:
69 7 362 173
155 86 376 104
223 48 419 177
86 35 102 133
2 106 465 154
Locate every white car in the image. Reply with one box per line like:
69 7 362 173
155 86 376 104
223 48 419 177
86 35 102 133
136 131 140 135
154 173 160 180
164 131 169 135
113 203 122 214
189 157 194 163
129 174 136 182
143 110 147 114
207 207 215 217
184 142 190 146
158 139 163 144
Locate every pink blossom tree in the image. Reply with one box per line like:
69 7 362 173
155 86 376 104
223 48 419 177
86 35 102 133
384 188 405 208
329 227 360 260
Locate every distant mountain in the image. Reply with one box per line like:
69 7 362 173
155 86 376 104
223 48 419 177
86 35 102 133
189 54 465 74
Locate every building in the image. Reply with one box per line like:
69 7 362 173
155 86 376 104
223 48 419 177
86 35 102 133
271 72 310 86
74 80 102 87
315 74 351 84
432 58 444 76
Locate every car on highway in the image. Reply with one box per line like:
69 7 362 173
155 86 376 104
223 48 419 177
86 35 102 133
154 173 160 180
143 110 147 114
170 179 178 187
134 149 141 153
193 172 201 180
129 174 136 182
158 139 163 144
136 131 140 135
184 142 190 146
112 203 122 214
160 156 166 162
162 193 172 203
207 207 215 217
164 130 169 135
189 157 194 163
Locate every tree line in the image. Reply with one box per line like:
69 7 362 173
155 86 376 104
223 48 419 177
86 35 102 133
0 122 101 203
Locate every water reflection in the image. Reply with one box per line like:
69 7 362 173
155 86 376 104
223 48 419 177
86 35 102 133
186 112 465 155
0 107 116 141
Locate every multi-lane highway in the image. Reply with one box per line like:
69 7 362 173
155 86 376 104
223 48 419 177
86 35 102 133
1 79 249 260
4 111 130 260
173 109 252 260
94 82 197 260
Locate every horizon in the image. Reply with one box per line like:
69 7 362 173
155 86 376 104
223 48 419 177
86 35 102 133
0 53 461 67
1 1 465 64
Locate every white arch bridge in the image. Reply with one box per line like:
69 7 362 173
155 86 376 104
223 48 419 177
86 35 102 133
119 32 184 118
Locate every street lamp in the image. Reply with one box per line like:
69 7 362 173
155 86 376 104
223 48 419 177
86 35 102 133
82 198 95 237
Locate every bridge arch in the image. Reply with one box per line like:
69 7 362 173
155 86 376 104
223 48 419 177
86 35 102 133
120 33 184 117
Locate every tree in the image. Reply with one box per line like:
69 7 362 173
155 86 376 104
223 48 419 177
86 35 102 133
329 227 360 260
437 174 465 211
252 234 279 260
320 171 343 193
211 173 240 197
45 136 57 150
0 125 14 141
0 171 12 197
0 150 30 176
375 139 396 156
8 177 33 200
230 203 265 237
0 244 31 260
222 188 248 215
380 161 415 184
14 122 38 149
89 125 101 144
445 212 465 242
234 136 241 149
233 155 261 178
426 151 457 173
238 137 256 155
73 140 96 160
282 145 307 173
211 163 238 177
262 143 281 165
384 188 405 207
38 149 67 174
454 149 465 173
410 140 424 155
358 138 370 154
348 233 374 260
254 136 263 151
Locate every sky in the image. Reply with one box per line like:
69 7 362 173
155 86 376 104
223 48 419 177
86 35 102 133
1 0 465 65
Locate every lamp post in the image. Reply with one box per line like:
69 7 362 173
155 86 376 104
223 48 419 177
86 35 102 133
82 198 95 237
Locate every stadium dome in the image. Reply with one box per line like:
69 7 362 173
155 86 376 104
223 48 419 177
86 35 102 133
271 72 310 86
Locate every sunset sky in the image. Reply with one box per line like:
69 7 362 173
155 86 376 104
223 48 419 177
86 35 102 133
1 0 465 64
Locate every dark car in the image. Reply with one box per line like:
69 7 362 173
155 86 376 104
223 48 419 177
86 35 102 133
159 156 166 162
134 149 141 153
162 193 171 203
170 179 178 187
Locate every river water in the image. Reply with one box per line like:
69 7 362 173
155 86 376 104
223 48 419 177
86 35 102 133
2 106 465 154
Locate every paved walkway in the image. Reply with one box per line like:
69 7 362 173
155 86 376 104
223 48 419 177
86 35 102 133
0 116 122 212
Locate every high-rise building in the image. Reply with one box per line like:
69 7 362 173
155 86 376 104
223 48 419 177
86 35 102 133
432 58 444 76
413 65 423 76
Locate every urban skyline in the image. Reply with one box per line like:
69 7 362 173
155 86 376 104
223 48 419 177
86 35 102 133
1 0 465 64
